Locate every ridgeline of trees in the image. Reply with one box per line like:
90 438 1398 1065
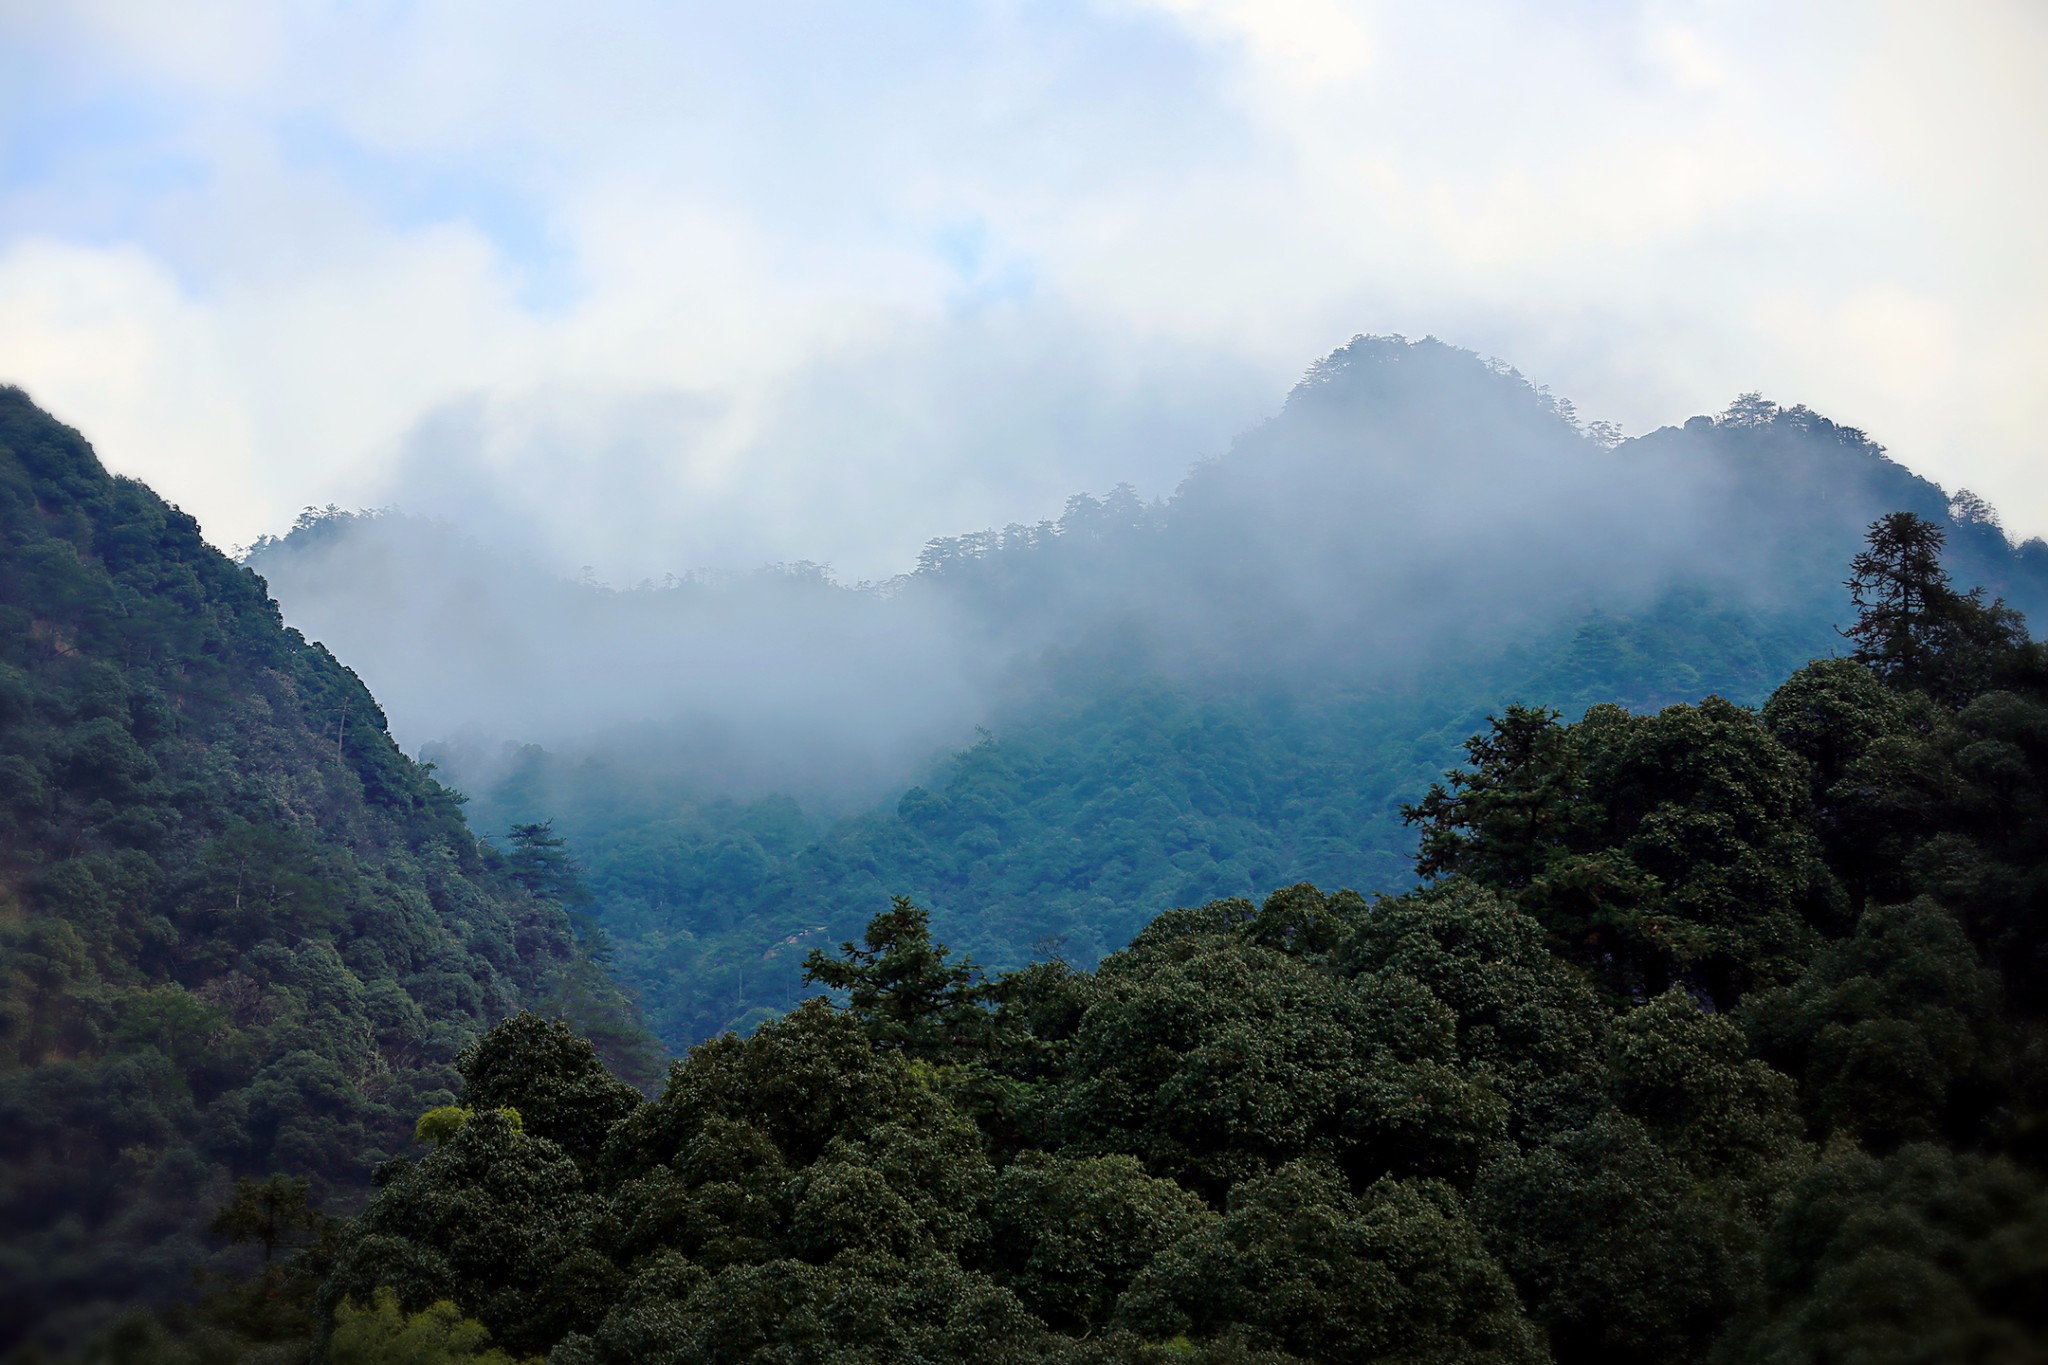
0 390 660 1359
449 589 1835 1049
83 508 2048 1364
10 343 2048 1361
414 343 2048 1051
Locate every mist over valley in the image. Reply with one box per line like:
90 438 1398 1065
251 336 2048 798
244 335 2048 1045
9 5 2048 1359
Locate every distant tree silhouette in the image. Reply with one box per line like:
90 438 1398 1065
1842 512 2026 703
802 896 997 1056
1843 512 1951 690
505 820 588 905
211 1176 323 1269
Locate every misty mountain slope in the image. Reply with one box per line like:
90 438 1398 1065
303 602 2048 1365
249 336 2048 1047
247 508 986 801
438 587 1840 1045
906 338 2045 665
0 388 656 1356
249 337 2048 785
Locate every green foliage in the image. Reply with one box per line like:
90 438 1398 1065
330 1286 532 1365
12 366 2048 1363
1052 918 1504 1197
441 584 1843 1052
324 1109 606 1358
1407 705 1583 892
602 999 931 1180
209 1175 322 1266
552 1255 1046 1365
1406 696 1840 1007
412 1104 524 1149
988 1150 1217 1332
1742 897 2007 1150
0 388 660 1357
310 545 2048 1364
1843 511 2032 705
415 1105 473 1149
1724 1143 2048 1364
1605 990 1806 1196
502 821 586 905
1117 1161 1547 1364
1473 1111 1749 1364
1334 879 1605 1139
457 1013 641 1165
1760 656 1907 795
801 896 997 1058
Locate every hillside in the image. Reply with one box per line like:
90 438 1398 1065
250 337 2048 1048
7 347 2048 1363
304 513 2048 1365
441 592 1831 1046
0 389 657 1357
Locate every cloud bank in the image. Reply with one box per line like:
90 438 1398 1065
1 1 2043 579
243 336 2045 812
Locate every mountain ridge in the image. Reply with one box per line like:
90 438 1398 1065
241 336 2048 1048
0 386 656 1357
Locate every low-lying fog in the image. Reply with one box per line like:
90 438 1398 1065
246 336 2043 805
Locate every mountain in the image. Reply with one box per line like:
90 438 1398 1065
243 338 2048 1049
245 338 2048 746
310 544 2048 1364
0 388 658 1357
9 335 2048 1363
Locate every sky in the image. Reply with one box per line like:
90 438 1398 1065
0 0 2043 582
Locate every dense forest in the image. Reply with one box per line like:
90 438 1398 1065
297 339 2047 1049
8 339 2048 1362
87 503 2048 1363
442 591 1833 1047
0 390 660 1359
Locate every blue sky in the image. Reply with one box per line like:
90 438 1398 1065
0 0 2043 577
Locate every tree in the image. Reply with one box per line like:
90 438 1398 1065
1842 512 2028 705
1472 1111 1746 1364
1739 898 2007 1150
1727 1144 2048 1363
210 1175 324 1269
458 1013 643 1167
1585 697 1838 1004
802 898 997 1058
1605 990 1806 1199
1407 699 1837 1009
321 1109 609 1358
1760 658 1907 798
987 1150 1216 1332
1052 928 1503 1196
1245 883 1364 957
599 998 940 1181
330 1286 528 1365
504 821 588 906
1336 880 1605 1140
1403 706 1581 890
1843 512 1951 689
1117 1161 1546 1364
552 1255 1045 1365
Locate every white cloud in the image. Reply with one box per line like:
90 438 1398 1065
1127 0 1375 87
0 0 2042 575
0 239 261 536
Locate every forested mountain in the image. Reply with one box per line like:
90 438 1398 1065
0 390 658 1358
441 593 1832 1046
8 337 2048 1363
232 515 2048 1363
245 338 2048 1048
247 338 2048 748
